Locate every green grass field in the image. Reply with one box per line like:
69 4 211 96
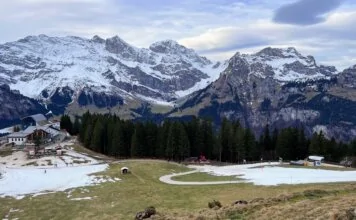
171 172 241 182
1 159 356 219
0 161 356 219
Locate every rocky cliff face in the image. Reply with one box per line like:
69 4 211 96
338 65 356 88
0 84 48 128
173 48 356 141
0 35 225 113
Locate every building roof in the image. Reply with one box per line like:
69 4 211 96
22 114 47 123
308 156 324 161
25 125 60 136
23 126 41 134
8 123 61 139
8 132 28 138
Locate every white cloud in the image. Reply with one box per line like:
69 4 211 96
0 0 355 70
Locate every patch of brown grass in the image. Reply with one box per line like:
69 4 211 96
0 149 13 157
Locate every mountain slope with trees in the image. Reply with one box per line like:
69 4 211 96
61 113 356 164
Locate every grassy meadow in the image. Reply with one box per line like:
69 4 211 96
1 159 356 219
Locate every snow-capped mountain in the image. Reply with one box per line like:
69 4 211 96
0 35 225 109
172 47 356 141
231 47 337 83
2 34 356 141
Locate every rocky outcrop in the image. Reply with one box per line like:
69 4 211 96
338 65 356 88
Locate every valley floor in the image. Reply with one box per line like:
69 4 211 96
1 140 356 219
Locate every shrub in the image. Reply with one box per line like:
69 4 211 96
208 200 222 209
145 206 156 216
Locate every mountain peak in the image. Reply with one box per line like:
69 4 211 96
255 47 301 58
106 35 130 45
151 39 180 46
104 35 137 56
149 39 188 53
92 35 105 44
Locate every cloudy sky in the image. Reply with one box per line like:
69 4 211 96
1 0 355 70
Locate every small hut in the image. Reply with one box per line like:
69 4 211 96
308 156 324 166
121 167 129 174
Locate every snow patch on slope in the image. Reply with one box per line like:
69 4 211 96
0 164 108 198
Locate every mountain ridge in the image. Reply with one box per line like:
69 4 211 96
1 34 356 141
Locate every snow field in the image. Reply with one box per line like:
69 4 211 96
0 164 110 198
188 163 356 185
0 142 121 199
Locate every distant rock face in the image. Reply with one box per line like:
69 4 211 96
0 35 225 112
0 84 47 128
174 48 356 141
338 65 356 88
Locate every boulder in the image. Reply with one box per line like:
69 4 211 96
135 206 156 220
346 208 356 219
208 200 222 209
233 200 248 205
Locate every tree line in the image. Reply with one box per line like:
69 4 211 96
60 113 356 163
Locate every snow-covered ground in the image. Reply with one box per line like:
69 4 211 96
187 163 356 186
0 140 120 199
0 164 109 199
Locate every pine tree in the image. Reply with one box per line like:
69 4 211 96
263 124 272 160
219 118 231 162
123 120 134 157
145 122 158 157
106 120 115 155
79 111 91 142
60 115 73 134
166 122 179 160
156 120 170 158
90 119 104 152
296 127 307 159
227 125 235 163
244 128 257 161
131 123 146 157
177 123 190 161
194 121 205 157
276 129 289 159
72 117 80 135
235 126 245 163
309 131 326 156
271 128 279 159
205 120 214 159
83 122 93 148
131 130 139 157
186 117 199 157
111 122 126 157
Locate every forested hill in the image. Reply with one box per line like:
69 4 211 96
60 113 356 163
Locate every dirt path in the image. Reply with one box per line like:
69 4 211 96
159 170 243 185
